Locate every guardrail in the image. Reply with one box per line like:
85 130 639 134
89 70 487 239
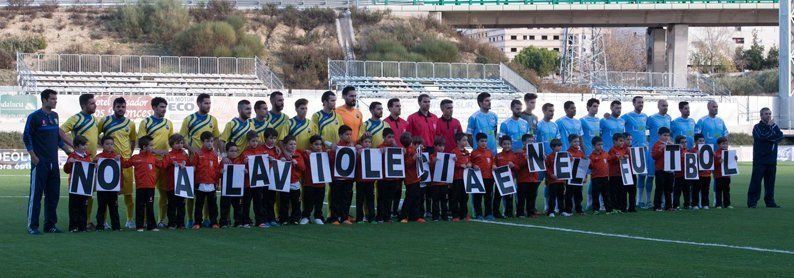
370 0 778 4
255 57 284 89
15 53 38 94
328 59 501 82
17 53 259 76
499 63 537 93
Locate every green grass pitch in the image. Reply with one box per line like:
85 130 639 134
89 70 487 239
1 163 792 276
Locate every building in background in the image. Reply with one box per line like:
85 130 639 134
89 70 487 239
462 28 572 60
689 26 778 54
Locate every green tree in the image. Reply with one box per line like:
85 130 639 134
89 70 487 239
743 32 766 71
765 46 779 69
513 46 559 77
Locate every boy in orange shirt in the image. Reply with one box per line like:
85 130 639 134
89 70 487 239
650 127 674 211
376 128 399 223
122 136 161 231
429 137 449 221
608 133 632 213
94 135 122 231
190 131 220 229
219 142 244 228
494 135 518 218
545 139 565 218
450 133 472 221
355 134 376 223
692 134 711 209
240 131 265 228
714 137 733 209
160 134 190 229
277 135 306 225
471 133 495 220
399 132 424 223
260 128 281 227
65 135 92 232
300 135 327 225
515 134 540 218
563 135 585 216
672 135 690 210
329 125 356 225
589 136 610 214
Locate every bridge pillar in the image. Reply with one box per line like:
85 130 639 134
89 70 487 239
646 27 666 73
429 11 442 23
666 24 689 88
780 0 793 129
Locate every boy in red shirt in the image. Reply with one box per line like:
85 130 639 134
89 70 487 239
692 134 711 209
355 134 376 223
450 132 472 221
494 135 518 218
241 131 265 227
672 135 690 210
300 135 327 225
122 136 161 231
650 127 674 211
190 131 220 229
608 133 633 213
545 138 565 218
714 137 733 209
160 134 191 229
429 137 449 221
93 135 122 231
219 142 244 228
563 135 585 216
329 125 356 225
515 134 540 218
376 128 399 223
278 135 306 225
65 135 92 232
589 136 610 214
260 128 281 227
399 132 424 223
471 132 495 220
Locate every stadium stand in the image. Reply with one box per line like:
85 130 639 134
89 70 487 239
16 53 283 96
327 60 536 99
589 71 731 101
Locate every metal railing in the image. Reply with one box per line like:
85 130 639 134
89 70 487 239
370 0 778 4
499 63 537 93
328 59 501 82
17 53 260 76
15 53 38 94
591 71 673 88
255 57 284 89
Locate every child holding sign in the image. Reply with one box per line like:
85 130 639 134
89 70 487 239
355 135 376 223
241 131 266 227
161 134 190 229
278 136 306 225
589 136 610 214
260 128 281 227
471 133 496 220
691 134 711 209
190 132 220 229
123 136 161 231
495 135 517 218
65 135 91 232
400 132 424 223
376 128 399 223
545 139 565 218
563 135 585 216
608 133 633 213
94 135 122 231
219 142 244 228
301 135 327 225
450 133 472 222
672 135 691 210
714 137 733 209
429 137 450 221
651 127 674 211
515 134 540 218
329 125 356 225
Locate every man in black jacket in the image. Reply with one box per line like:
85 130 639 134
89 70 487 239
748 108 784 208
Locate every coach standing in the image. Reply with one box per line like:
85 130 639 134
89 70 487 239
25 89 69 235
748 108 784 208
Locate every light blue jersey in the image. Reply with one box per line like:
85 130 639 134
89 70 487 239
556 116 583 151
580 115 600 156
646 113 671 175
536 119 560 154
600 116 625 151
500 117 531 152
621 111 649 148
695 115 728 147
467 110 499 154
671 117 696 149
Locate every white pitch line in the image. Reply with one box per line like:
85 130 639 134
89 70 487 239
473 220 794 255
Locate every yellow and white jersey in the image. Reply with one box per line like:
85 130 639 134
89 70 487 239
221 117 254 150
61 112 99 157
179 112 220 150
137 116 174 156
286 117 317 151
97 115 137 158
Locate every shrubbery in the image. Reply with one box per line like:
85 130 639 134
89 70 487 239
0 35 47 69
716 69 778 95
513 46 559 77
0 132 24 149
172 19 263 57
109 0 190 44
